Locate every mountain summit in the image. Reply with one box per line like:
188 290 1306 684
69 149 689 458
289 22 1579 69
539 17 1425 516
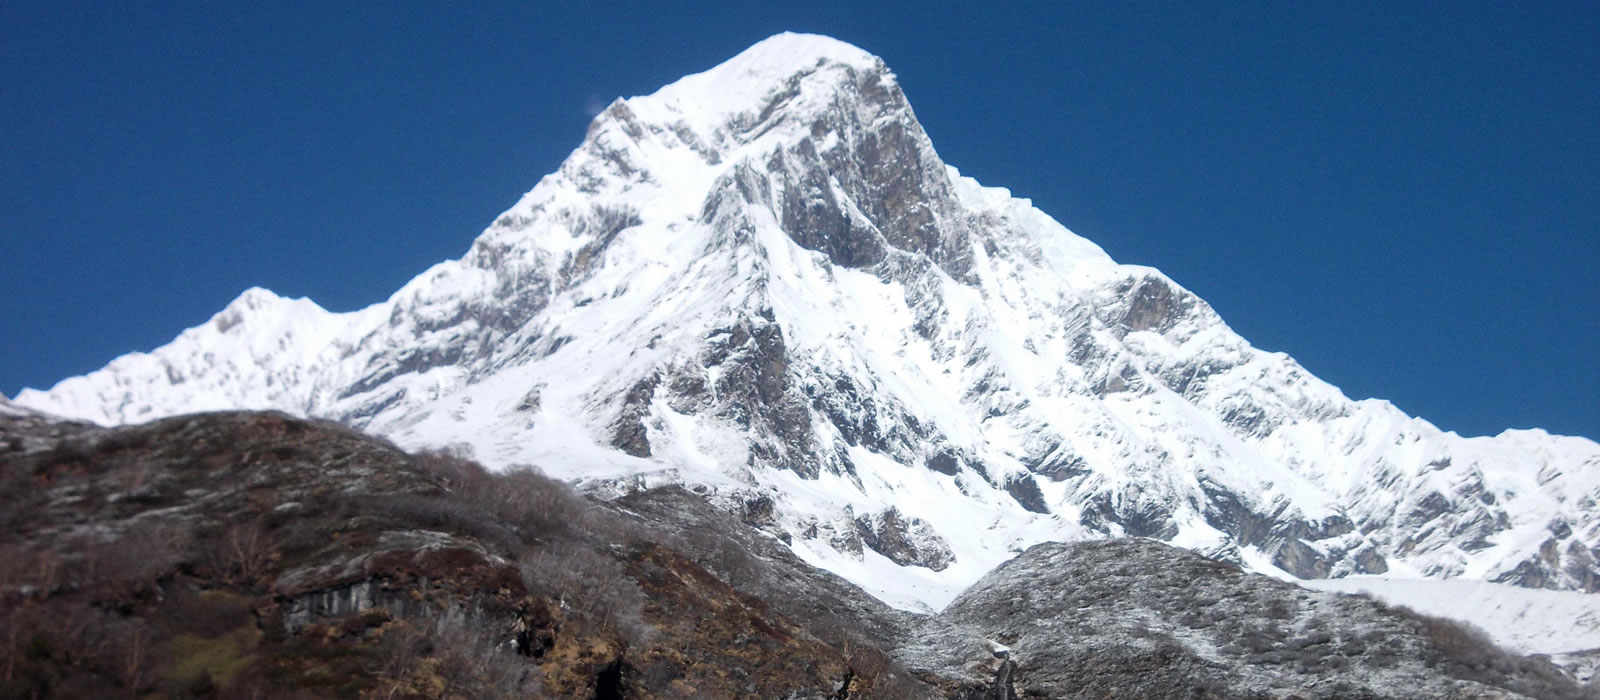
19 32 1599 609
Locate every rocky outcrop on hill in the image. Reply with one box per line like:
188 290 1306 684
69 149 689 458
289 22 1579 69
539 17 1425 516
0 411 880 698
904 539 1590 698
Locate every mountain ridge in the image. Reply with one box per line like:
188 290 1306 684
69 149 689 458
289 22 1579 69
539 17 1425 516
8 408 1590 697
17 32 1600 609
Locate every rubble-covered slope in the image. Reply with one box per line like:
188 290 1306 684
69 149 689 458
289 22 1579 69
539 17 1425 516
15 32 1600 609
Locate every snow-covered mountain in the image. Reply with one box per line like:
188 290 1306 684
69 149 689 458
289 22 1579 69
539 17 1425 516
18 33 1599 612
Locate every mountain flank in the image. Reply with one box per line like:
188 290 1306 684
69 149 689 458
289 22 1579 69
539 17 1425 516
2 408 1592 698
16 34 1597 608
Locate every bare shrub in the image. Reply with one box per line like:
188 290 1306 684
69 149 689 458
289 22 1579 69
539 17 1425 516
103 616 154 692
807 616 928 696
684 527 760 583
1264 598 1294 620
373 606 538 699
0 603 53 695
0 443 48 520
1176 610 1213 629
1235 622 1284 654
0 599 160 696
415 451 597 540
414 448 494 497
0 602 36 685
492 466 590 536
228 521 272 581
156 585 255 638
418 449 649 544
1400 607 1506 671
1393 606 1600 699
80 519 190 600
200 519 275 586
5 548 65 599
519 543 649 645
364 493 521 553
0 544 34 594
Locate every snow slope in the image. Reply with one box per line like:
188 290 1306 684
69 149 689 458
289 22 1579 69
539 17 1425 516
18 33 1600 613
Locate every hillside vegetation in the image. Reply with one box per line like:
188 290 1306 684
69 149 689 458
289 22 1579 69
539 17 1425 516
1 409 1591 698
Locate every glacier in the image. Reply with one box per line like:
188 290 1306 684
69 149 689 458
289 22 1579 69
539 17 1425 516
17 33 1599 616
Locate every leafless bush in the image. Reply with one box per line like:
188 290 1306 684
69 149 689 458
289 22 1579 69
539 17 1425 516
1399 606 1600 699
0 544 35 594
809 617 927 696
519 542 649 646
683 527 760 583
415 451 597 539
1394 606 1507 671
0 465 47 533
1235 621 1285 655
373 606 540 699
102 615 154 692
364 493 522 553
492 466 592 535
79 519 190 599
1264 598 1294 620
46 439 94 469
868 664 931 698
0 599 159 696
0 546 66 601
155 585 255 638
200 519 275 586
414 448 494 497
0 602 34 685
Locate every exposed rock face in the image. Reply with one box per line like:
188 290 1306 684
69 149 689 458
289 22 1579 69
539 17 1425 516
1002 474 1049 514
855 507 955 571
610 375 658 457
1114 275 1193 335
14 32 1600 609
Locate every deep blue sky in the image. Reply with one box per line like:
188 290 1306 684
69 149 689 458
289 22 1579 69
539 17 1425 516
3 2 1596 439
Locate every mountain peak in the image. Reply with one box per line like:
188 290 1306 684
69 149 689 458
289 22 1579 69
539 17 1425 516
617 32 896 142
227 285 284 308
19 34 1600 616
720 32 879 75
659 32 883 106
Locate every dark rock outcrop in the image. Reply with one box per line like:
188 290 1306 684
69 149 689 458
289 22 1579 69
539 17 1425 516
1003 474 1049 514
610 375 659 457
856 507 955 571
903 539 1589 699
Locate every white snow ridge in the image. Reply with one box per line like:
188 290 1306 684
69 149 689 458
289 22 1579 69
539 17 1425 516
18 32 1599 642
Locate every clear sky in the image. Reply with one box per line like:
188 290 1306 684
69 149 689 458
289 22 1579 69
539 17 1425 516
3 2 1596 439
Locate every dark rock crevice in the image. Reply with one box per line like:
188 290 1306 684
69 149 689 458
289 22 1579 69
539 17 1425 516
1003 475 1049 515
594 656 626 700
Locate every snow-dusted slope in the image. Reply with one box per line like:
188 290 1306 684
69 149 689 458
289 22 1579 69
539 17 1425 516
1300 577 1600 657
18 32 1600 611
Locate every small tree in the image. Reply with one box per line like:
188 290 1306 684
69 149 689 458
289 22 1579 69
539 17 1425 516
202 519 275 585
